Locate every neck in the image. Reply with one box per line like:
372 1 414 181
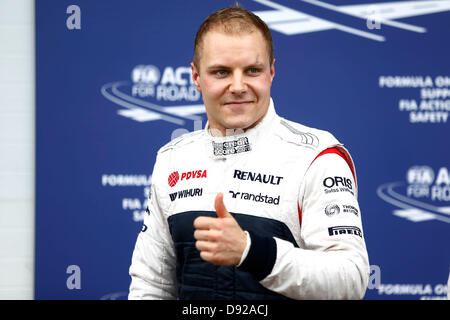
207 106 270 138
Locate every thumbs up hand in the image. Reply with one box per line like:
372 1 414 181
193 192 247 266
214 191 233 219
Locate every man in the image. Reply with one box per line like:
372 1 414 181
128 5 369 300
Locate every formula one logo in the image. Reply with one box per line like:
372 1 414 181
377 166 450 223
251 0 450 41
101 64 205 125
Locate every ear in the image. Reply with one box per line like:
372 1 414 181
270 58 276 83
191 62 202 92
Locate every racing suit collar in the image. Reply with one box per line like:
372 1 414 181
205 98 277 159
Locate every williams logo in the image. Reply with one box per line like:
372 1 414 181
101 64 205 125
377 166 450 223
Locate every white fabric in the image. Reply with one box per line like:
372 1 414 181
128 98 370 300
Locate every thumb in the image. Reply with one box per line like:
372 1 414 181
215 192 232 219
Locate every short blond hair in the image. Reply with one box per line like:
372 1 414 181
193 5 274 71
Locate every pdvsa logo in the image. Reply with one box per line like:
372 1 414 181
168 169 207 187
377 166 450 223
101 64 205 125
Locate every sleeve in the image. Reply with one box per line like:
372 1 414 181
239 151 370 299
128 160 178 300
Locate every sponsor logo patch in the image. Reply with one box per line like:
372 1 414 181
233 169 283 185
325 204 340 217
328 226 362 237
323 176 354 196
169 188 203 202
168 171 180 187
213 137 251 156
168 169 207 187
229 190 280 205
343 204 359 216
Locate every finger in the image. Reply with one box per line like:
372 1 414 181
194 229 219 241
199 250 214 263
193 216 218 230
199 251 226 266
195 240 218 252
215 192 232 219
193 229 208 241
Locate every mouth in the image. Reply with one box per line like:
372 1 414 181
223 100 254 107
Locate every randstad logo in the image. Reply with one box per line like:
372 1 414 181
377 166 450 224
101 64 205 125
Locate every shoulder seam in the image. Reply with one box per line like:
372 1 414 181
278 119 320 149
158 130 203 154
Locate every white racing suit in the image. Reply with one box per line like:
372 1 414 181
128 99 370 300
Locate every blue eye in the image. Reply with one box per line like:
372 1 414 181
248 68 260 74
215 70 228 76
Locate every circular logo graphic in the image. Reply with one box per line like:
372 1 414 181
168 171 179 187
325 204 340 217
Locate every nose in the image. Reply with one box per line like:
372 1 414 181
229 72 247 94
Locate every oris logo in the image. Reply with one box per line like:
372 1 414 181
168 170 207 187
323 176 354 196
323 176 353 189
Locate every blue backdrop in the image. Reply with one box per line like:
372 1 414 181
35 0 450 299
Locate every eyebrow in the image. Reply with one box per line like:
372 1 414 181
206 62 266 71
